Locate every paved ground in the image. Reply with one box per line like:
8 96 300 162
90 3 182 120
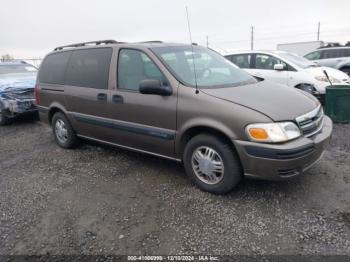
0 116 349 256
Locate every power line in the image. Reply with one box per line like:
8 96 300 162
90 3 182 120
249 20 350 32
193 24 350 44
210 28 350 45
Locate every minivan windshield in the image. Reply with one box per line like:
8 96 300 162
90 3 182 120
151 46 256 88
276 52 319 69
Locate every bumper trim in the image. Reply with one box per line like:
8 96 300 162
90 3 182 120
245 143 315 160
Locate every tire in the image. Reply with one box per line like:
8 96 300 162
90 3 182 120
341 67 350 76
183 134 242 194
52 112 78 149
0 110 11 126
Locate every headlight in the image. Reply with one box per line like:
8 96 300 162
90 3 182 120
246 122 301 143
315 75 341 83
297 84 317 94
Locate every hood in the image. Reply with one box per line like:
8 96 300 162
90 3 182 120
0 73 36 92
201 80 319 122
305 66 350 82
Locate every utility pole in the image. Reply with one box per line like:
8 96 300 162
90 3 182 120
317 22 320 41
250 26 254 50
206 35 209 48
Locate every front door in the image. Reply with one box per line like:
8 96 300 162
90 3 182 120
247 53 289 86
108 48 177 157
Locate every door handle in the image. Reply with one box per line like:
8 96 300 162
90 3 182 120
97 93 107 101
112 94 124 103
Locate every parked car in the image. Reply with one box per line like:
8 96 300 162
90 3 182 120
36 40 332 194
0 61 38 125
304 47 350 76
224 50 350 103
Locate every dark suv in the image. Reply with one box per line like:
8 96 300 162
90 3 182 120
36 40 332 194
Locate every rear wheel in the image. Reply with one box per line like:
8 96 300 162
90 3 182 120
52 112 78 149
183 134 242 194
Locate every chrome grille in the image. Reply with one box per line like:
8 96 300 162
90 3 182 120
296 105 324 137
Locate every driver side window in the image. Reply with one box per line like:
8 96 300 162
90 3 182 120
230 54 252 68
255 54 288 70
118 49 166 91
305 51 321 60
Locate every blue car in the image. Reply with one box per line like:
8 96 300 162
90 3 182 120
0 61 38 125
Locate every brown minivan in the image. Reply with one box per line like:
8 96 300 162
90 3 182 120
36 40 333 194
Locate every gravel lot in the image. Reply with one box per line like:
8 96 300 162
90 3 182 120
0 116 349 256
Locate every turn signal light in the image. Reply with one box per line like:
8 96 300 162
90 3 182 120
248 128 268 140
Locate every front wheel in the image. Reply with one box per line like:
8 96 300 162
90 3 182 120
183 134 242 194
341 67 350 76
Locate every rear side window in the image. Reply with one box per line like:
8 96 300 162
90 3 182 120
39 51 71 85
230 54 252 68
323 49 345 59
65 48 112 89
339 49 350 57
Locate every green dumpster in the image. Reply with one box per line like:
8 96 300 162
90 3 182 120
325 84 350 123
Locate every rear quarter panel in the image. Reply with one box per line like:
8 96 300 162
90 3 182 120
37 83 68 123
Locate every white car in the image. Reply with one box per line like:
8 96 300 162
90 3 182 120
224 50 350 102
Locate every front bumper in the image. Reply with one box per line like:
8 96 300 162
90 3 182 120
0 98 37 117
233 116 333 180
0 88 36 116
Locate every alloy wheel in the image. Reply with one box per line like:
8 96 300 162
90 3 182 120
191 146 224 185
55 119 68 144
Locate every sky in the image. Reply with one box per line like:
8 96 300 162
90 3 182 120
1 0 350 58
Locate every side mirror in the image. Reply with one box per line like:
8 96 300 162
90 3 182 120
139 79 172 96
274 64 284 71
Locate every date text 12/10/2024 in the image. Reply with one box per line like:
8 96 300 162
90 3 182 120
127 256 219 261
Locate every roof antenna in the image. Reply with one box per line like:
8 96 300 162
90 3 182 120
185 6 199 94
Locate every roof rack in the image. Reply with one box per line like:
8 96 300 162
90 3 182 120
138 41 163 44
318 42 343 49
54 40 122 51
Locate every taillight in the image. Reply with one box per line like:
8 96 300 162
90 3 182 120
34 84 40 105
